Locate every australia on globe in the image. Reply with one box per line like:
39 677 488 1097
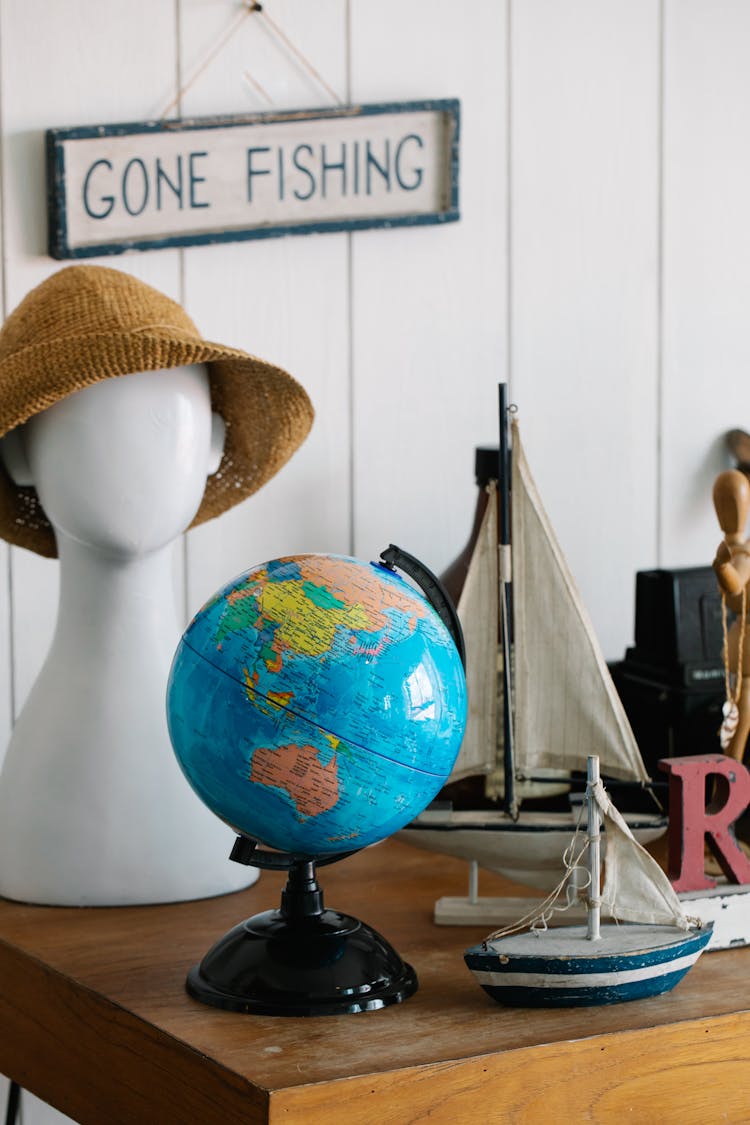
167 553 467 857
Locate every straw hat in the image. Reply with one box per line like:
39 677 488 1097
0 265 314 557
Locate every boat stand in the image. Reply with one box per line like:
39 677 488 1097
433 859 589 926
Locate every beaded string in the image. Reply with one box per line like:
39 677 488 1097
721 586 747 750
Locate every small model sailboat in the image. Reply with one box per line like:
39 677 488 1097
464 756 712 1007
399 387 665 905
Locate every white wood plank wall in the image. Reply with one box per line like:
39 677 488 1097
1 1 748 1120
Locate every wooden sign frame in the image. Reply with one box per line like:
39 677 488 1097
46 99 460 259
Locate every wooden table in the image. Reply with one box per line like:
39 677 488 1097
2 839 750 1124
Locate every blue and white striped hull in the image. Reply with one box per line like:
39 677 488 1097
464 923 713 1007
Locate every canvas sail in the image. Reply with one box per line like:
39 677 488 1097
449 484 500 781
511 421 649 783
594 780 689 928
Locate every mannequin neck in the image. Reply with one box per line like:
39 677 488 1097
50 529 183 670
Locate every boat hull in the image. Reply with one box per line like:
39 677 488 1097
399 810 666 890
464 923 713 1007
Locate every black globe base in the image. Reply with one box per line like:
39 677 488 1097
187 852 418 1016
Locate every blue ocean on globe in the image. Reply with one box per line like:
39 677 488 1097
167 553 467 857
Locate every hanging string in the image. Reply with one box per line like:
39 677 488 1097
243 68 274 107
720 586 747 751
256 6 345 106
722 587 747 703
158 1 263 121
158 0 344 122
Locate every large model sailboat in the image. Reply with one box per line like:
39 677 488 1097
399 387 666 912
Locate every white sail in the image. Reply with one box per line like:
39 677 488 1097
511 420 649 782
594 780 690 929
449 485 499 781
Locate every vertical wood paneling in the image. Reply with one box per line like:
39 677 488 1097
0 536 8 765
0 0 183 712
348 0 507 582
661 0 750 572
0 3 184 1121
5 2 750 1118
179 0 352 613
511 0 661 661
0 0 9 763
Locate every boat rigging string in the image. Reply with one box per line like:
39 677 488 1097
482 799 591 946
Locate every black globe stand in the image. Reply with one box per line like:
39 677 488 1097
186 837 418 1016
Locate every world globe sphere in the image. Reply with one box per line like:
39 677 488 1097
166 553 467 858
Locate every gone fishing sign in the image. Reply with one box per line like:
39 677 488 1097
46 100 460 259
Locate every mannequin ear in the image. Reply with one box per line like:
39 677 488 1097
208 412 226 476
0 427 34 486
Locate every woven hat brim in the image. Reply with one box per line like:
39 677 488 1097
0 329 313 557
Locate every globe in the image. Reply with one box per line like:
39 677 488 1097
166 553 467 858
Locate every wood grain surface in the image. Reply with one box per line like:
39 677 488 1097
2 839 750 1123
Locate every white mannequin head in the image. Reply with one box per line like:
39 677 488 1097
1 364 225 558
0 266 311 906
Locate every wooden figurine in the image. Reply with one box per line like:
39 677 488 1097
712 469 750 761
726 428 750 479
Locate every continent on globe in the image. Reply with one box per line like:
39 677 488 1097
250 742 340 822
217 555 429 675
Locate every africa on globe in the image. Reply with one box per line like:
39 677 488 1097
166 553 467 857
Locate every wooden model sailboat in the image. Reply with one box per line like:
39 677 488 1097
464 756 712 1007
399 387 665 909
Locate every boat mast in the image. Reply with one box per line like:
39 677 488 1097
498 384 517 817
586 755 602 941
